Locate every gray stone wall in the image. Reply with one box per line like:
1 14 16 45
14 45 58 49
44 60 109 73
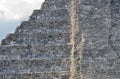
0 0 120 79
0 0 72 78
78 0 120 79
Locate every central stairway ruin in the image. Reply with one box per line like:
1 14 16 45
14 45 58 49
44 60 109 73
0 0 80 79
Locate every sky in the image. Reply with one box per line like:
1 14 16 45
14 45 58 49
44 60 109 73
0 0 45 40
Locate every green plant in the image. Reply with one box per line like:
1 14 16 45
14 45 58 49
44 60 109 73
48 35 53 38
11 38 16 42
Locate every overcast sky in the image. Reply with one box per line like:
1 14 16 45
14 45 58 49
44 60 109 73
0 0 45 40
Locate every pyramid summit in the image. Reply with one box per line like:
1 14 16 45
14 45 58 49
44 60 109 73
0 0 120 79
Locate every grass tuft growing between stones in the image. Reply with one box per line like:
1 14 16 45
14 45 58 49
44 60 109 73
11 38 16 42
48 35 53 38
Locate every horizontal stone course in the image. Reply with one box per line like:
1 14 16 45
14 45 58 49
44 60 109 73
30 8 69 20
2 32 70 45
20 20 70 28
15 21 71 33
0 72 70 79
0 58 70 73
0 45 72 59
41 0 70 9
31 15 70 23
17 21 70 29
16 27 70 34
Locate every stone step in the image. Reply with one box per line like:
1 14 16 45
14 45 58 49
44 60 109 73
15 21 71 33
18 19 70 29
34 17 70 25
31 45 71 59
2 32 70 45
16 26 70 34
0 45 72 59
44 0 70 3
15 22 71 34
41 0 70 9
29 8 70 21
0 72 70 79
0 58 70 73
31 15 70 23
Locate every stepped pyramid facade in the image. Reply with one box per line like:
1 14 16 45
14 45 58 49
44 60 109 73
0 0 120 79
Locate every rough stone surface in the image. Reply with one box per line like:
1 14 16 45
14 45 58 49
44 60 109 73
0 0 120 79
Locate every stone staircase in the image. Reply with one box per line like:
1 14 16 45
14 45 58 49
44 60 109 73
0 0 73 78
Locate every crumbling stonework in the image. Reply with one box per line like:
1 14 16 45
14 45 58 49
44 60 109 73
0 0 120 79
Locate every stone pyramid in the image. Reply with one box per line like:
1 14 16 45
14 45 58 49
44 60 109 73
0 0 75 79
0 0 120 79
